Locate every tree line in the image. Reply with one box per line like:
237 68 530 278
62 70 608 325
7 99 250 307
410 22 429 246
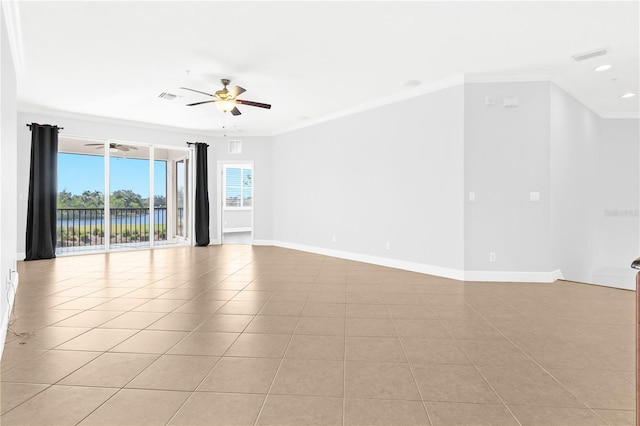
58 189 166 209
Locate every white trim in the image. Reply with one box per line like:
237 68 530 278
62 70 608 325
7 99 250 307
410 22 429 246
16 252 25 260
264 240 563 283
463 269 564 283
0 271 19 359
1 1 24 76
273 74 465 135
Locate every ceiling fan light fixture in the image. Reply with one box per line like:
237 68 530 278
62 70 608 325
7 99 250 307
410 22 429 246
216 99 237 112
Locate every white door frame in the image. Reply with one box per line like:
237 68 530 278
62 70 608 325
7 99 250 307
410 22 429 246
216 161 255 245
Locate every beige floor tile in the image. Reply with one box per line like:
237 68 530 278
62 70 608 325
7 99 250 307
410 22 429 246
167 331 238 356
195 289 239 300
245 315 299 334
345 292 386 305
271 359 343 397
346 304 390 319
548 368 635 410
156 288 204 299
126 354 218 391
345 361 421 400
59 352 158 387
258 301 306 316
508 405 607 425
52 310 124 327
388 304 438 319
1 350 100 384
132 299 187 312
54 297 112 310
441 320 504 339
426 402 518 426
196 314 253 332
294 317 345 336
1 385 117 426
385 293 428 305
478 364 584 407
457 339 532 366
56 328 138 351
394 319 451 338
225 333 291 358
145 312 210 331
124 287 172 298
198 357 280 393
301 303 346 318
306 291 346 304
520 341 603 370
79 388 189 425
412 364 502 404
231 290 274 302
402 337 471 364
285 334 345 360
344 398 429 425
98 311 166 329
593 409 635 426
431 305 484 321
256 394 342 426
216 301 266 315
3 326 90 350
90 297 149 311
345 336 406 362
0 347 48 372
172 300 227 314
0 382 49 414
346 318 397 337
169 392 265 425
110 330 188 354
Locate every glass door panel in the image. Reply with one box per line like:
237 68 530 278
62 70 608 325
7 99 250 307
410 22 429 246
109 144 150 250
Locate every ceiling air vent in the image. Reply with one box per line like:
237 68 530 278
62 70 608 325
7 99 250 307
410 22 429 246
572 47 608 62
228 140 242 154
158 92 177 100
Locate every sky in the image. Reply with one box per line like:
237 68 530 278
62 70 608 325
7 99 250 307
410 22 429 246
58 153 167 198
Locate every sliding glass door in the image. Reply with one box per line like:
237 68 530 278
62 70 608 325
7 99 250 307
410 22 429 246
57 137 192 255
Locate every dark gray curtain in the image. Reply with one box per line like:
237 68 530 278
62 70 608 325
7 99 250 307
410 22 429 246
25 123 59 260
194 143 210 246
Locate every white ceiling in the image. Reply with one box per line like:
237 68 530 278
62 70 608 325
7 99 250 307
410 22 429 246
12 1 640 136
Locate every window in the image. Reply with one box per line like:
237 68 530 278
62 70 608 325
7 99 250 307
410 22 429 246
224 165 252 208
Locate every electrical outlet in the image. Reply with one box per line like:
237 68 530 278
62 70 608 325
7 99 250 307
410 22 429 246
489 252 496 262
386 242 391 250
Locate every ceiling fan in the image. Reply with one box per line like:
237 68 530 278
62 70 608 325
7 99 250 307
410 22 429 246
84 143 138 152
180 79 271 116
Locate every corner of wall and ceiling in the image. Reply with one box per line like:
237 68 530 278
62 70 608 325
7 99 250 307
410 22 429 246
1 0 24 76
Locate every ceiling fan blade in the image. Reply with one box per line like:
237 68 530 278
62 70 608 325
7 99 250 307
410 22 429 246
179 87 215 97
118 146 130 152
230 107 242 116
84 143 104 146
127 146 138 150
236 99 271 109
229 86 246 98
186 100 216 107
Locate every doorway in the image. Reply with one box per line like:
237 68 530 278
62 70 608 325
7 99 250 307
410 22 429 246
218 161 254 245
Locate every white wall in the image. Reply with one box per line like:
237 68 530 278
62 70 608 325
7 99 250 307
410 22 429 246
223 210 252 231
592 118 639 288
463 82 554 278
273 85 465 276
1 5 18 354
16 112 274 251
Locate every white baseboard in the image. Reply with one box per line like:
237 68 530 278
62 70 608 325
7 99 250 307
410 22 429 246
463 269 564 283
16 252 25 261
268 240 562 283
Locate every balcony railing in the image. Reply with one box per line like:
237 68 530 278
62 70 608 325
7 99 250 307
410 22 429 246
56 207 171 250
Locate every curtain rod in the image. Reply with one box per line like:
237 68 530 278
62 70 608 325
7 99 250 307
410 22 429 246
186 142 209 147
26 124 64 131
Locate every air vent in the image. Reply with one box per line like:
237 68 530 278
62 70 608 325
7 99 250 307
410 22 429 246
228 140 242 154
572 47 608 62
158 92 177 100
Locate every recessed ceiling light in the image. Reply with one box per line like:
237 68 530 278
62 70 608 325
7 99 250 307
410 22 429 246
403 80 422 88
620 92 636 99
594 64 612 72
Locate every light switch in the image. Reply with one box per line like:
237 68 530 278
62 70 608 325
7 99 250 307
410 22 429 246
530 192 540 202
468 192 476 202
503 97 519 108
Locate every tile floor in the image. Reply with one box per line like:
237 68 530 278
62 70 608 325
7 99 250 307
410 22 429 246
0 245 635 425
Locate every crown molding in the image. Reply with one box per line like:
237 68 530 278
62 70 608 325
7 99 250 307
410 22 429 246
1 0 25 76
273 74 465 135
